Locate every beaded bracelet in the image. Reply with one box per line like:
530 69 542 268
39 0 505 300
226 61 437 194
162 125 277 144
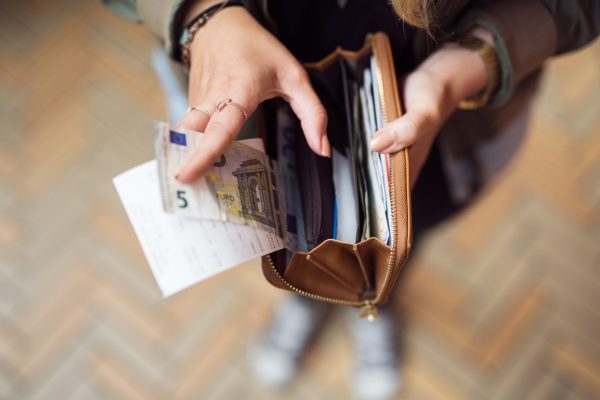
179 0 245 73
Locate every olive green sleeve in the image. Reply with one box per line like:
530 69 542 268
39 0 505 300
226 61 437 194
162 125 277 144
454 0 557 107
102 0 142 22
454 0 600 107
102 0 264 62
541 0 600 54
102 0 188 59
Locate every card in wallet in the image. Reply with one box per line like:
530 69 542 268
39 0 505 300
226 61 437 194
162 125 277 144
331 147 358 243
261 33 412 319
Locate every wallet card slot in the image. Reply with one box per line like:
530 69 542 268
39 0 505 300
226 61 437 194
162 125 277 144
340 53 372 243
295 137 334 250
305 253 361 293
338 58 363 243
332 148 359 243
353 245 373 293
283 241 369 300
295 63 361 250
355 237 392 298
351 81 370 241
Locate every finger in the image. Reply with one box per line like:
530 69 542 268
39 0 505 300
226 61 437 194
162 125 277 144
176 105 213 133
281 70 330 157
370 109 432 153
176 95 252 182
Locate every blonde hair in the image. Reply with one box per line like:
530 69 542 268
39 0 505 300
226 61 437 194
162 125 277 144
390 0 433 32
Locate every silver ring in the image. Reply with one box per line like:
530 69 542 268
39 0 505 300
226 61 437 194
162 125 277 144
215 98 248 121
186 106 213 118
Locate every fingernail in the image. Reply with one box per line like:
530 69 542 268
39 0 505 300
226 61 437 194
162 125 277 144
370 132 382 150
175 171 183 181
320 135 331 158
371 130 392 152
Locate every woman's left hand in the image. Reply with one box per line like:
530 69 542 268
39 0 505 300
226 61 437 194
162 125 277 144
370 31 493 187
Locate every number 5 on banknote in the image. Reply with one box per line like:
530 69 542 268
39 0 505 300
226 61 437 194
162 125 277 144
176 190 188 208
155 122 286 239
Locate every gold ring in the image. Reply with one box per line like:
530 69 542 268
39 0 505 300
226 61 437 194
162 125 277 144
215 98 248 121
186 106 213 118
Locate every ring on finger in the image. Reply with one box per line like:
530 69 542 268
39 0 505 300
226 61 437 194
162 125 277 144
215 98 248 121
186 105 213 118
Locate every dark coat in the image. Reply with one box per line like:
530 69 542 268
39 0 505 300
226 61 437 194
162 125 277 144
106 0 600 201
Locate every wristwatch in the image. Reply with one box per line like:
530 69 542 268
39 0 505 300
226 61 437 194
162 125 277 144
456 35 501 109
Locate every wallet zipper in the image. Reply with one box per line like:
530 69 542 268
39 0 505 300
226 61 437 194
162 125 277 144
370 35 401 311
265 252 363 306
265 34 408 318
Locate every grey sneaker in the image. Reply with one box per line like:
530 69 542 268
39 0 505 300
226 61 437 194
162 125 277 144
348 308 401 400
248 295 329 387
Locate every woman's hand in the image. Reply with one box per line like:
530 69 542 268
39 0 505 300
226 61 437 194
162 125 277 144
371 30 493 187
175 5 330 183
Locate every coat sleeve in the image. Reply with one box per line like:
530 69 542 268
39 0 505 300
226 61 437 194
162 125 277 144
454 0 600 107
542 0 600 54
102 0 264 62
102 0 191 59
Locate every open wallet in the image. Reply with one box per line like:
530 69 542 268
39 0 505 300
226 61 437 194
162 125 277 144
261 32 412 320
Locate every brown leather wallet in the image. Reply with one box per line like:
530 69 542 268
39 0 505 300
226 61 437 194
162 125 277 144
261 32 412 319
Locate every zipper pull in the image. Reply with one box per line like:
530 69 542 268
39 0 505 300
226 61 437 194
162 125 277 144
359 301 379 321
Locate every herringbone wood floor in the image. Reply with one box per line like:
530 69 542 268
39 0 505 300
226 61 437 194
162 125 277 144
1 1 599 399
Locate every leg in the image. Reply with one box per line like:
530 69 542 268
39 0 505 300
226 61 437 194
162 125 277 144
248 294 330 387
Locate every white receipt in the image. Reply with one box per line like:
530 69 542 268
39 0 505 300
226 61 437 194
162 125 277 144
113 160 284 297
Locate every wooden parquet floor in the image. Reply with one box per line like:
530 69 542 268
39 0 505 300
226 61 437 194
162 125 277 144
1 1 599 399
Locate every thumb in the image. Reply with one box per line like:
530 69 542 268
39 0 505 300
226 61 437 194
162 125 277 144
370 108 434 154
281 70 330 157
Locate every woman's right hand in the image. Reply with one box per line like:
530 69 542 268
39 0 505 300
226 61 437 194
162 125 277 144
175 5 330 183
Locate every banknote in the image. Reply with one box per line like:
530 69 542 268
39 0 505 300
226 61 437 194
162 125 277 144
369 57 393 244
359 85 389 243
113 160 284 297
155 122 285 238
